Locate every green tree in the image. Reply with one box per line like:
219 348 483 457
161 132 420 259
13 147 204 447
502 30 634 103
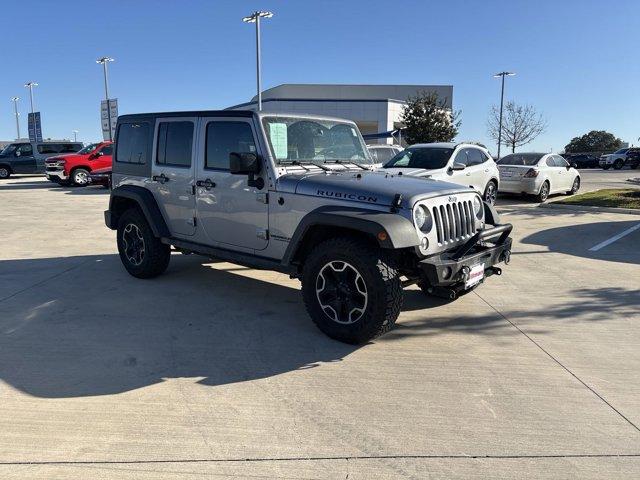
400 91 460 145
564 130 623 153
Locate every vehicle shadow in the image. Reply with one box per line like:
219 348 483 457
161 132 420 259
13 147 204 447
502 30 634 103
521 220 640 265
0 254 361 399
0 180 109 195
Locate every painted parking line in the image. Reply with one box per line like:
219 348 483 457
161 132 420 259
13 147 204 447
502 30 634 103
589 222 640 252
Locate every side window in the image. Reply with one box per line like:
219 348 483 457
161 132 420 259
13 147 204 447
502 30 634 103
467 149 485 166
156 121 194 167
37 144 60 154
554 156 568 167
17 144 33 156
101 145 113 156
453 149 469 166
59 144 77 153
116 123 150 164
205 121 256 170
544 157 554 167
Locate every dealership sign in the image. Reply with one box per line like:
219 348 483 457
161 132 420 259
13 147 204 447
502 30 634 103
101 98 118 140
27 112 43 142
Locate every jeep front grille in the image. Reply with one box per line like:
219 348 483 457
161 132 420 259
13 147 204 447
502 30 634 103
432 200 475 245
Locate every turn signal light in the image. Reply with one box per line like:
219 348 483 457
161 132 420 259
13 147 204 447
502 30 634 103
523 168 539 178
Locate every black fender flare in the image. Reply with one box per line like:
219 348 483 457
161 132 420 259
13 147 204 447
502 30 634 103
282 206 419 266
105 185 170 237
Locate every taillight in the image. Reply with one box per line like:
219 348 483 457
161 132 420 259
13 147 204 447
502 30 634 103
523 168 539 178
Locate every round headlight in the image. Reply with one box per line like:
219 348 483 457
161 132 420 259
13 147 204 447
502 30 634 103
413 205 432 232
473 196 483 219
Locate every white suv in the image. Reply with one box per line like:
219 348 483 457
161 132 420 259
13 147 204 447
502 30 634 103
382 143 500 204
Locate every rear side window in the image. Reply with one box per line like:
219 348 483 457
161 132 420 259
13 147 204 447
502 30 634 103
205 121 256 170
37 144 60 154
116 123 149 164
101 145 113 156
156 121 194 167
59 144 80 153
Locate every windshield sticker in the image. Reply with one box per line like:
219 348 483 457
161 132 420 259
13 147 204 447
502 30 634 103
269 123 288 159
351 128 358 137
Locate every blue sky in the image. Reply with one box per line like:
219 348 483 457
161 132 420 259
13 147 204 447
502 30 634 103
1 0 638 153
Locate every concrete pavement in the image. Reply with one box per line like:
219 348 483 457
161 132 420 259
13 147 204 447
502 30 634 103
0 176 639 479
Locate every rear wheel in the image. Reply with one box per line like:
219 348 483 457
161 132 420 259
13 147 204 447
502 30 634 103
536 181 550 202
71 168 90 186
301 237 402 344
568 176 580 195
117 208 170 279
0 166 10 179
483 180 498 205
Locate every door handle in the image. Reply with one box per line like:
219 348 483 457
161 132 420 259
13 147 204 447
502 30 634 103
196 178 216 190
152 173 170 184
465 172 471 176
484 169 489 172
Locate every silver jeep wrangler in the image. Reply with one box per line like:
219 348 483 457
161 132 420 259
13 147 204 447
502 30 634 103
105 110 512 344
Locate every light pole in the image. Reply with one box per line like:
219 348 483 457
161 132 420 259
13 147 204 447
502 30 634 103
24 82 38 115
96 56 115 140
242 11 273 111
72 130 79 142
493 71 515 159
11 97 20 139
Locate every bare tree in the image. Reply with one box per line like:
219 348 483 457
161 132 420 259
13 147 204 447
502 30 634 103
487 102 547 154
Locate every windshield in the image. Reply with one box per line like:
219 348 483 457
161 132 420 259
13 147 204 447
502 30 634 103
0 144 17 156
497 153 544 166
384 147 454 169
77 143 100 155
614 148 629 154
262 116 371 165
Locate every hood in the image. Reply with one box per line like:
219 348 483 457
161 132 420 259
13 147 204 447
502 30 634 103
276 169 473 209
46 153 85 163
383 167 454 179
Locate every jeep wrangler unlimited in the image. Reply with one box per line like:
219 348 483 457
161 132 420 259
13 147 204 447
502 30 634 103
105 111 512 344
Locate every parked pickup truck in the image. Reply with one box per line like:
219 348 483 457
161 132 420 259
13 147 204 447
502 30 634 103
45 141 113 186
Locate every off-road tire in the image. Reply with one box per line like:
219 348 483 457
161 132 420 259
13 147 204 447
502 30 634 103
536 181 550 202
0 166 10 179
301 237 402 344
568 176 580 195
602 165 610 170
613 159 624 170
71 167 90 186
117 208 170 279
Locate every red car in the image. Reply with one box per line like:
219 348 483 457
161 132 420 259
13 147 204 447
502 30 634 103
45 141 113 186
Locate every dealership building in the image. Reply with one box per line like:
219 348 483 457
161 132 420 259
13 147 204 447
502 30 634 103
227 84 453 144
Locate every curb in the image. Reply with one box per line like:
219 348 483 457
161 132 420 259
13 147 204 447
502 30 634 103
540 202 640 216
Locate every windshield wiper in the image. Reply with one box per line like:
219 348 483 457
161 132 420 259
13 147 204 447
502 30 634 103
280 160 331 171
323 159 369 170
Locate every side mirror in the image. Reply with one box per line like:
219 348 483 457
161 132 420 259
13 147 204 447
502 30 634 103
450 162 466 171
567 164 573 170
15 151 21 157
90 151 103 159
229 152 263 189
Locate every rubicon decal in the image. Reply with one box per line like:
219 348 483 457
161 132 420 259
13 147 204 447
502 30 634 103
316 190 378 203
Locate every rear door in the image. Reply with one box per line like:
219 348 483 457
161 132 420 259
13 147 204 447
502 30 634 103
465 148 490 191
195 117 268 251
150 117 197 237
553 155 571 190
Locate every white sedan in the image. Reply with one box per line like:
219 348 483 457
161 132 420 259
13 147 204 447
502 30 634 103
497 153 580 202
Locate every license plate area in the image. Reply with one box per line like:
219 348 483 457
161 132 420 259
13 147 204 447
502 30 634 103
465 263 485 289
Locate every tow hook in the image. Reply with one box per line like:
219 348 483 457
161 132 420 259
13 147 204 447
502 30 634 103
501 250 511 265
487 266 502 276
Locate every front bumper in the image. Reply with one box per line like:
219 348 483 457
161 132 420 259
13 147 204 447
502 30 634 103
419 223 512 290
45 167 68 180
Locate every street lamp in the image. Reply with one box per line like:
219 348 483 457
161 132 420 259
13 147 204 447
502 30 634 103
242 11 273 111
72 130 79 142
96 56 115 140
24 82 38 115
11 97 20 139
493 71 516 160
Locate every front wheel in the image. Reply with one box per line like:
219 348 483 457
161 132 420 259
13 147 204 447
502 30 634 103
613 159 624 170
117 208 170 279
301 237 402 344
0 166 10 179
483 180 498 205
71 168 90 186
568 177 580 195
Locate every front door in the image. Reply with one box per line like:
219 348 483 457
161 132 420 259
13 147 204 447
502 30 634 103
448 148 476 188
12 143 36 173
195 117 269 251
150 117 197 237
